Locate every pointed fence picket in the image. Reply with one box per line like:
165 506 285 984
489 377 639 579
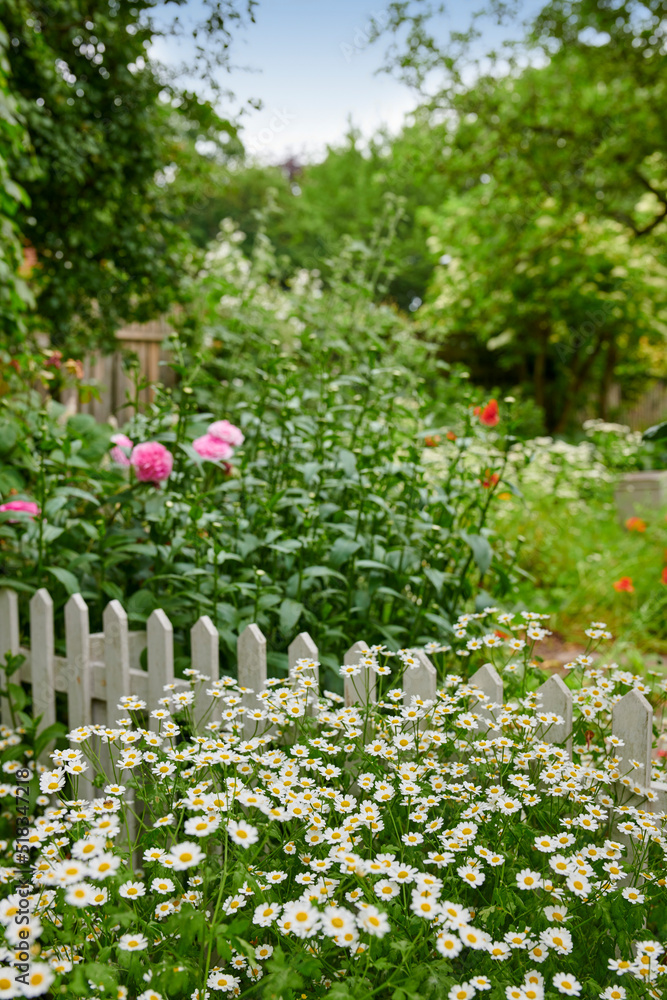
0 586 665 814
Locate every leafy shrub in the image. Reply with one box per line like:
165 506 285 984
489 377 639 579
0 228 526 686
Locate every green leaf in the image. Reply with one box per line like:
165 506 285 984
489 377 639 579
34 721 68 760
41 523 65 543
356 559 390 571
101 580 125 602
642 421 667 441
0 420 18 456
54 486 100 505
0 579 34 594
424 567 446 594
461 531 493 575
302 565 347 582
279 598 303 634
7 683 28 712
83 963 117 991
329 537 362 567
46 566 81 595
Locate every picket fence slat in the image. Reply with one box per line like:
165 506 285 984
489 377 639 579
344 640 372 709
191 615 219 730
237 623 266 737
0 587 664 813
536 673 573 755
288 631 319 717
403 650 437 707
29 589 56 762
147 609 173 733
611 688 653 785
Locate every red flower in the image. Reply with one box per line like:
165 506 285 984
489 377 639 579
424 435 441 447
481 470 500 489
613 577 634 593
495 629 509 639
45 351 63 369
661 567 667 585
473 399 499 427
446 430 457 441
625 516 646 532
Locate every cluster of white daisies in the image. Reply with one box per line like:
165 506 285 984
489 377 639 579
0 609 664 998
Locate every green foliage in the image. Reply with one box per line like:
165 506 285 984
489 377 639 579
0 23 33 340
366 0 667 431
0 359 519 691
0 0 249 349
188 121 451 311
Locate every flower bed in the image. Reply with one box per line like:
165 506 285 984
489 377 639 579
0 609 665 998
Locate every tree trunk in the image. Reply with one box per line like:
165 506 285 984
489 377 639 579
551 331 606 434
598 340 617 420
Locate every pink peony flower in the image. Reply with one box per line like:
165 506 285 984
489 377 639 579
0 500 41 520
130 441 173 483
193 433 233 462
110 433 134 466
208 420 244 447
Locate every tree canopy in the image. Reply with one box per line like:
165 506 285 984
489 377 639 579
0 0 251 348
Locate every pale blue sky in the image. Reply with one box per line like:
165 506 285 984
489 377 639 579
152 0 544 162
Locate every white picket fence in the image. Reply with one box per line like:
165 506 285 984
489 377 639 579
0 587 665 814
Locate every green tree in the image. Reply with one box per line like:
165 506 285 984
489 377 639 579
0 23 33 341
0 0 251 350
178 119 453 312
376 0 667 428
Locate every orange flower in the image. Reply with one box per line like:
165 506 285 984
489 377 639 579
662 567 667 585
625 516 646 532
613 577 634 593
481 470 499 489
473 399 499 427
424 435 441 447
64 358 84 379
446 430 457 441
495 629 509 639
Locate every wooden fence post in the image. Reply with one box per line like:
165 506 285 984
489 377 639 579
343 641 373 709
191 616 220 732
65 594 93 800
147 609 173 732
238 624 266 738
611 688 653 787
468 662 503 733
403 650 437 730
288 631 319 716
535 674 573 755
30 589 56 762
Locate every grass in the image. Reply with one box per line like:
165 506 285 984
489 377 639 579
494 485 667 659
